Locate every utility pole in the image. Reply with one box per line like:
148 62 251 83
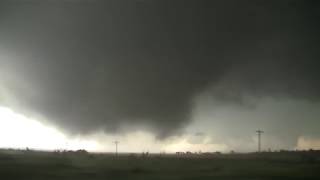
256 130 264 152
114 141 119 157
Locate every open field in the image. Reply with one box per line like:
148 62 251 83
0 150 320 180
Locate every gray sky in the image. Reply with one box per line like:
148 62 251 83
0 0 319 151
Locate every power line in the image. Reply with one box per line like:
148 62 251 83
114 141 119 156
256 130 264 152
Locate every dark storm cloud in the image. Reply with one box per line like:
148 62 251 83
0 0 319 138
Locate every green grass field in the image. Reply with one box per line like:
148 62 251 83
0 150 320 180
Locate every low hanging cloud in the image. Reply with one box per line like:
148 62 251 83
0 1 319 140
296 136 320 150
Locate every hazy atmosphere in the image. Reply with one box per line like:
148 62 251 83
0 0 320 153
